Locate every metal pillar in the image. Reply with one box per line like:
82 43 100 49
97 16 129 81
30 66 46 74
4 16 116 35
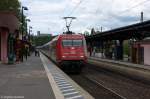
101 41 104 58
119 40 124 60
114 40 124 60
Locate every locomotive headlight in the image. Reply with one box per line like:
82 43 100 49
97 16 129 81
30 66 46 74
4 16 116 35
62 56 66 58
80 56 84 58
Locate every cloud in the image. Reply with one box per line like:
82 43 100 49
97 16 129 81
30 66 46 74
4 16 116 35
19 0 150 35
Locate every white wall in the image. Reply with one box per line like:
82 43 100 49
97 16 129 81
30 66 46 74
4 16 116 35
143 45 150 65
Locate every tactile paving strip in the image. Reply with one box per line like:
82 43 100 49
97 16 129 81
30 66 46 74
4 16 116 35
50 71 84 99
41 54 84 99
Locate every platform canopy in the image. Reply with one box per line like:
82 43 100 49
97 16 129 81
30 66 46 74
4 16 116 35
0 11 19 33
86 20 150 41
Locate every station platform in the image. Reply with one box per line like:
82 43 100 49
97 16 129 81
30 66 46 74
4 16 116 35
0 54 55 99
88 57 150 82
0 53 93 99
89 56 150 70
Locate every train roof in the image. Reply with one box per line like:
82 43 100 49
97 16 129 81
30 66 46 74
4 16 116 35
41 34 84 48
59 34 84 39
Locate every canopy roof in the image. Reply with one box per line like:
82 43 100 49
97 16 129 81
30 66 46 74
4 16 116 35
86 20 150 41
0 11 19 32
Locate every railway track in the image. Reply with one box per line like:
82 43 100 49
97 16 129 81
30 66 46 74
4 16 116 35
83 75 126 99
70 63 150 99
70 74 123 99
43 53 150 99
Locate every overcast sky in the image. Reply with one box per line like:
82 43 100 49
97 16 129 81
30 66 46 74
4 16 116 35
19 0 150 35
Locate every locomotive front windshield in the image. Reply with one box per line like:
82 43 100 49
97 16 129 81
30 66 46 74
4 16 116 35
62 40 72 46
73 40 82 46
62 40 83 47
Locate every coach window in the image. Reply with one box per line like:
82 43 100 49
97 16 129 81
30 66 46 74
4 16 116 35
73 40 83 46
62 40 72 46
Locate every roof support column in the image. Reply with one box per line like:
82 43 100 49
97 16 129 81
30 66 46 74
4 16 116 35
87 40 93 57
101 41 104 58
119 40 124 60
0 27 9 63
114 40 124 60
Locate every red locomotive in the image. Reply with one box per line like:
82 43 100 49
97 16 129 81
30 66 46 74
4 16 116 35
41 34 87 73
41 17 88 73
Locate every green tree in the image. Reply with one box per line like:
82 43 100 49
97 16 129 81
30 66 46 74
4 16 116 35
33 36 55 46
0 0 21 18
123 40 129 55
91 28 96 35
0 0 29 35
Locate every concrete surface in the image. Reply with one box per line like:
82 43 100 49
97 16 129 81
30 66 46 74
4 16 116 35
0 54 55 99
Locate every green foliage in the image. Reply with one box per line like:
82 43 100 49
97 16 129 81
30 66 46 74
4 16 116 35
0 0 21 18
32 36 54 46
84 31 89 36
0 0 29 35
123 40 129 55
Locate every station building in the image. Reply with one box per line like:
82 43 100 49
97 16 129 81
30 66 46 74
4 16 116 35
86 19 150 66
0 11 19 63
132 39 150 65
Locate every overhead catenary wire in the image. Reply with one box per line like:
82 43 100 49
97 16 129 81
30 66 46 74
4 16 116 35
118 0 150 14
108 0 150 25
90 0 150 31
64 0 150 33
68 0 86 17
61 0 85 33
